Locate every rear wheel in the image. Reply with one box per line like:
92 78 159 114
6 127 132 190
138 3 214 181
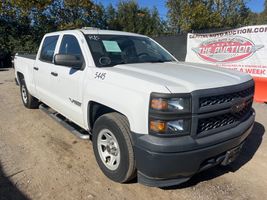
92 112 136 183
20 79 39 109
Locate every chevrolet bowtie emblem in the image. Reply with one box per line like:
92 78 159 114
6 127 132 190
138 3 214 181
231 100 246 113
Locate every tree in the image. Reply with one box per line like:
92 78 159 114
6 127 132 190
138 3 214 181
106 0 165 36
259 0 267 24
1 0 165 64
0 0 108 56
49 0 94 30
166 0 251 33
222 0 250 27
244 0 267 25
106 4 122 31
166 0 222 33
0 0 52 53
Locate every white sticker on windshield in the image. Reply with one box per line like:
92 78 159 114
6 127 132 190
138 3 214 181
102 40 121 52
88 35 99 41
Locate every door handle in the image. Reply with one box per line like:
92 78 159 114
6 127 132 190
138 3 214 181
33 67 39 71
51 72 58 77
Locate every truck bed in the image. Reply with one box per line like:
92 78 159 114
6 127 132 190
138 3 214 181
14 53 37 85
16 54 36 60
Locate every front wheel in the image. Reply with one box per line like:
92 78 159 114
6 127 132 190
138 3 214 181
20 79 39 109
92 112 136 183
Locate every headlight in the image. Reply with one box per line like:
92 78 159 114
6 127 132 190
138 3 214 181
149 119 191 135
149 93 192 136
151 97 191 113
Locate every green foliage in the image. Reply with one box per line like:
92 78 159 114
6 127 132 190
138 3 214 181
0 0 164 56
0 0 266 58
257 0 267 24
166 0 256 33
0 0 53 54
106 1 164 36
106 4 122 31
240 0 267 26
49 0 96 30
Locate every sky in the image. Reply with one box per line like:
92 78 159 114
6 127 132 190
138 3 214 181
98 0 265 19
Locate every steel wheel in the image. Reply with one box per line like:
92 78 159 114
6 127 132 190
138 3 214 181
21 84 28 104
19 78 39 109
97 129 121 171
93 112 136 183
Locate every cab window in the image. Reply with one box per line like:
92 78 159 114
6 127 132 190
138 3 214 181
40 35 59 62
59 35 83 61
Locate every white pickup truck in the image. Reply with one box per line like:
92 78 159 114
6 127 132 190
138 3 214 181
14 28 255 187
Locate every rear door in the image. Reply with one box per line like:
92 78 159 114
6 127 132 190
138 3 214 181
50 34 85 127
34 35 59 107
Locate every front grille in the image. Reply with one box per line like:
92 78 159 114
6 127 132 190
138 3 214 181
199 86 254 108
197 99 252 134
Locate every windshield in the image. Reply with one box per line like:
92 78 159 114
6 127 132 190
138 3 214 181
86 34 176 67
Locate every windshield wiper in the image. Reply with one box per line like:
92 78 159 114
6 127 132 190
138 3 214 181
111 59 174 66
115 60 127 65
145 59 174 63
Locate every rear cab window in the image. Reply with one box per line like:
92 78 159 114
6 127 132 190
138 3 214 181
39 35 59 62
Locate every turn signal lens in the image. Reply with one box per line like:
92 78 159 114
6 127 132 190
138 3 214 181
150 119 191 135
150 120 166 133
151 98 168 110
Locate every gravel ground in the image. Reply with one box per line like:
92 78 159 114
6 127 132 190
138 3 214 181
0 68 266 200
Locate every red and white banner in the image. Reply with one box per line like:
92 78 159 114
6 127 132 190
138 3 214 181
186 25 267 78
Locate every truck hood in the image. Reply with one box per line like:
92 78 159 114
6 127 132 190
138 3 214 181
111 62 252 93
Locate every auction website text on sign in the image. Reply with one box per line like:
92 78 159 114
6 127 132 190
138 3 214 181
186 25 267 78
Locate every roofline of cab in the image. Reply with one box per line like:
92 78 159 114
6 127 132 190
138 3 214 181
43 29 146 38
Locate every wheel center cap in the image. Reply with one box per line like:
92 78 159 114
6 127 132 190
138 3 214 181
106 145 111 153
106 143 117 156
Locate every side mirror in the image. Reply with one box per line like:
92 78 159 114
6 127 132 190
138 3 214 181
54 54 83 69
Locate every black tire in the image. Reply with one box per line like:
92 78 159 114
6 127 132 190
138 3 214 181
20 78 39 109
92 112 136 183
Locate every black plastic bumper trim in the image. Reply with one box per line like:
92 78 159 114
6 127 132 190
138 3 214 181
132 115 254 187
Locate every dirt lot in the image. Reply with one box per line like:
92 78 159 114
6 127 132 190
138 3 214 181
0 68 266 200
